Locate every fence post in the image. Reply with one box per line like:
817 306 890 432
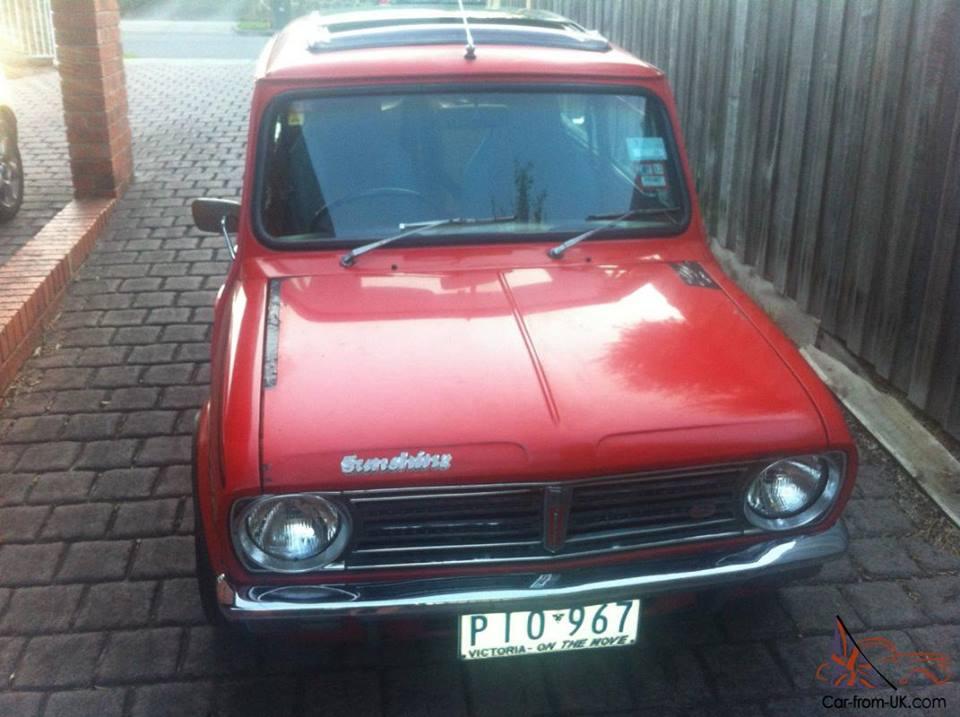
50 0 133 198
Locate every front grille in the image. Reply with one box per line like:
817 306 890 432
348 489 543 567
566 473 744 547
343 467 754 569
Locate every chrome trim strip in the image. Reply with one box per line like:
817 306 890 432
352 539 542 554
262 278 282 389
222 523 847 619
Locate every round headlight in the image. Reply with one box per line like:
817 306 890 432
235 495 351 572
744 454 844 531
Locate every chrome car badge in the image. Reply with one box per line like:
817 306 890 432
340 450 453 475
542 485 572 554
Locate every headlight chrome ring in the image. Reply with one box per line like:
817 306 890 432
232 494 352 573
743 452 845 531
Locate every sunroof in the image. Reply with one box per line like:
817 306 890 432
307 16 611 54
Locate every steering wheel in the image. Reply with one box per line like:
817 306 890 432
309 187 437 233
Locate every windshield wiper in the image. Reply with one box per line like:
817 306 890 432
548 206 684 259
340 215 516 267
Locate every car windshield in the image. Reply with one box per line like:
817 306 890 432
259 90 687 243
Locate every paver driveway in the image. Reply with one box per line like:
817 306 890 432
1 60 960 717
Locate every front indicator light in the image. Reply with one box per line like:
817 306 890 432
234 495 351 573
744 453 844 531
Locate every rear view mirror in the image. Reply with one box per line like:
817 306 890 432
192 197 240 234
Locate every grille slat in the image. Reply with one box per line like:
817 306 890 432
343 468 751 568
565 517 741 545
571 487 736 509
352 539 543 554
567 500 738 529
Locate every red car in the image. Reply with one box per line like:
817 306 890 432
192 7 856 658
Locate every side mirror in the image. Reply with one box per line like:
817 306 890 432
192 198 240 258
192 198 240 233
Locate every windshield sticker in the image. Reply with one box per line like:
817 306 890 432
640 175 668 189
627 136 667 161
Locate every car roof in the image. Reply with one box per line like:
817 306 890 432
256 8 662 83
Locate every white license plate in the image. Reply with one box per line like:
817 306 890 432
459 600 640 660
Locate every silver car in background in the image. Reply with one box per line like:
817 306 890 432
0 70 23 222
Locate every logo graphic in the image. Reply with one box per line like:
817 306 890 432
816 616 951 689
340 450 453 474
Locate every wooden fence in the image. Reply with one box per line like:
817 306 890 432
511 0 960 441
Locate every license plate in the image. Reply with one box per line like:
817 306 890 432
459 600 640 660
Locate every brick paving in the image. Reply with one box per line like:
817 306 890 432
1 59 960 716
0 70 72 266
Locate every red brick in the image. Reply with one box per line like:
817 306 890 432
0 199 118 397
52 0 119 12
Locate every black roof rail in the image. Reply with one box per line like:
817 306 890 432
306 10 611 54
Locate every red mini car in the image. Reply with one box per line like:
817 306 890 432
192 7 856 658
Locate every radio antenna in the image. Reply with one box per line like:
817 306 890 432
457 0 476 60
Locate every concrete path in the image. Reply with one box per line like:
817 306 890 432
1 60 960 716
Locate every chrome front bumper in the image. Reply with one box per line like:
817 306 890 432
219 522 847 621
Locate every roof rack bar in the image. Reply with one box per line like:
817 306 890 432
457 0 477 60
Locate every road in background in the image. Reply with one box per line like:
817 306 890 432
121 21 270 60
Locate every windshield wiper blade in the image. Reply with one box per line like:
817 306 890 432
340 215 515 267
397 215 516 231
548 206 683 259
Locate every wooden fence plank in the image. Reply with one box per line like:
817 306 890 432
768 0 817 292
894 0 960 406
666 0 682 87
791 0 845 309
889 8 960 399
716 0 749 250
730 0 771 262
865 0 944 379
837 0 914 355
815 0 879 332
744 0 795 269
909 86 960 415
